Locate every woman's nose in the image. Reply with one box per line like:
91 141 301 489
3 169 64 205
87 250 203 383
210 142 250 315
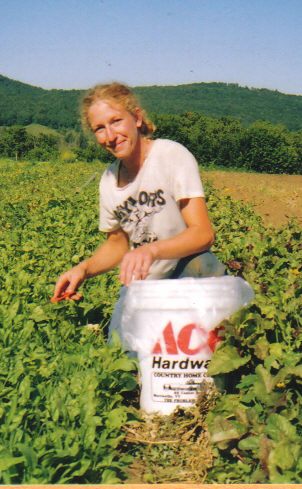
105 125 116 143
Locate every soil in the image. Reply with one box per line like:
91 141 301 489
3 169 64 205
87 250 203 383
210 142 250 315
201 171 302 228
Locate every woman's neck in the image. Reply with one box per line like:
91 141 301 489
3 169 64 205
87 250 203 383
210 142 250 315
119 137 154 184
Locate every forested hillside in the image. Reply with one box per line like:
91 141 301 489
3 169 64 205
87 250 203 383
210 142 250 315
0 75 83 129
136 83 302 131
1 75 302 131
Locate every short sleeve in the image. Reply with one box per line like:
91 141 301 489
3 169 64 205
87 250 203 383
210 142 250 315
99 167 120 232
168 141 205 201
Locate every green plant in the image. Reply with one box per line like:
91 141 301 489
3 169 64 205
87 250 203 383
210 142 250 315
205 185 302 483
1 158 301 483
0 158 138 483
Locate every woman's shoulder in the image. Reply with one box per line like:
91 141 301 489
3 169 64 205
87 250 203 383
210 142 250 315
154 138 189 153
152 138 196 161
99 160 119 187
153 138 186 151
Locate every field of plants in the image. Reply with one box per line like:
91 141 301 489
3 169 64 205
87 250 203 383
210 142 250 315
0 157 301 483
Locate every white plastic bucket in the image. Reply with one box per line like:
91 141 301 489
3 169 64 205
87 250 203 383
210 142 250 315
119 276 254 415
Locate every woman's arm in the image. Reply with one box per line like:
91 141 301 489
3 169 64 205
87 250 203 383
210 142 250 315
53 228 129 299
82 227 129 277
119 197 214 286
152 196 214 258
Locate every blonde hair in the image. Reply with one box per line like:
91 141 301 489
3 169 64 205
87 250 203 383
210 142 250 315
81 82 156 137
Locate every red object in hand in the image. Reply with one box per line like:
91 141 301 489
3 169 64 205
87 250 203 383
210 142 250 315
50 291 82 303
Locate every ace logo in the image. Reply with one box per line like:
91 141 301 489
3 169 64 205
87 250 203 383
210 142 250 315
152 321 209 355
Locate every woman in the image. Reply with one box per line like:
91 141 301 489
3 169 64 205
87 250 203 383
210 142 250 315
53 82 224 302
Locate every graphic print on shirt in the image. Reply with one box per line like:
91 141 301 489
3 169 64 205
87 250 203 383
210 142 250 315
113 189 166 247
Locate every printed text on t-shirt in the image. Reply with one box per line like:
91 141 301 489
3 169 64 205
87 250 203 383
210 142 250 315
113 189 166 223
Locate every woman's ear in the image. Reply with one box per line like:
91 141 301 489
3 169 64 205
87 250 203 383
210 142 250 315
134 107 143 128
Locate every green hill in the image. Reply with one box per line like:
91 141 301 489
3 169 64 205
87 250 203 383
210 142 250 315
1 74 301 131
25 123 62 137
0 75 83 130
135 83 302 131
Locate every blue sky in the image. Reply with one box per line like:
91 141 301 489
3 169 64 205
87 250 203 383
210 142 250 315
1 0 301 94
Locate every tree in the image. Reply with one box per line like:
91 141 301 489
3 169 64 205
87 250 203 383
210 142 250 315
0 126 34 159
238 121 301 174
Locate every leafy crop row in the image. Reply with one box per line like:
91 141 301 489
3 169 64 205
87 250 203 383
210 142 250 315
0 158 138 483
205 184 302 483
1 158 301 483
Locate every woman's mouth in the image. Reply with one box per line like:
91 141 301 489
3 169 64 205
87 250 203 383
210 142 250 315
116 140 126 148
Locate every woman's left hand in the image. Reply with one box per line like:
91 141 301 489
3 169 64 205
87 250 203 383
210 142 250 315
119 245 156 286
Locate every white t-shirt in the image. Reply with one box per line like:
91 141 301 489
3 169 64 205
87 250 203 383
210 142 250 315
99 139 205 279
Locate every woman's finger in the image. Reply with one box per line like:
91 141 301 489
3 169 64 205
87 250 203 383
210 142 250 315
140 255 152 280
119 248 153 286
53 274 70 299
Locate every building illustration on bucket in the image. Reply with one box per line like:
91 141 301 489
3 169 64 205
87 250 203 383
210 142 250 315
120 276 254 415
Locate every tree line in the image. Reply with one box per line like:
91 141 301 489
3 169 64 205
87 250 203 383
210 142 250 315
152 112 302 174
1 75 302 131
0 113 301 174
0 125 114 164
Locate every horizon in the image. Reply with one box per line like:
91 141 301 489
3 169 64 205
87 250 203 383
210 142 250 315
2 73 301 98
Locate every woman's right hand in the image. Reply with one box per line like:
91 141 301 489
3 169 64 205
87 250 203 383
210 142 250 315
52 263 86 301
51 228 129 302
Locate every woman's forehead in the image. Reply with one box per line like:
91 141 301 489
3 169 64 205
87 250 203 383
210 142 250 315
90 98 126 114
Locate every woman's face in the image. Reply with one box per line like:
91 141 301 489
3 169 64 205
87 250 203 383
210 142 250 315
88 99 143 162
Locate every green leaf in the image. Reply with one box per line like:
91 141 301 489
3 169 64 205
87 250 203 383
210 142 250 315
71 459 91 477
208 344 251 375
0 455 25 471
118 374 137 392
254 336 270 360
19 376 31 400
101 468 121 484
268 441 301 476
112 358 136 371
30 306 49 322
255 364 275 393
106 408 127 430
266 413 297 442
17 444 38 471
289 365 302 378
210 415 247 446
269 343 283 357
238 435 261 451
